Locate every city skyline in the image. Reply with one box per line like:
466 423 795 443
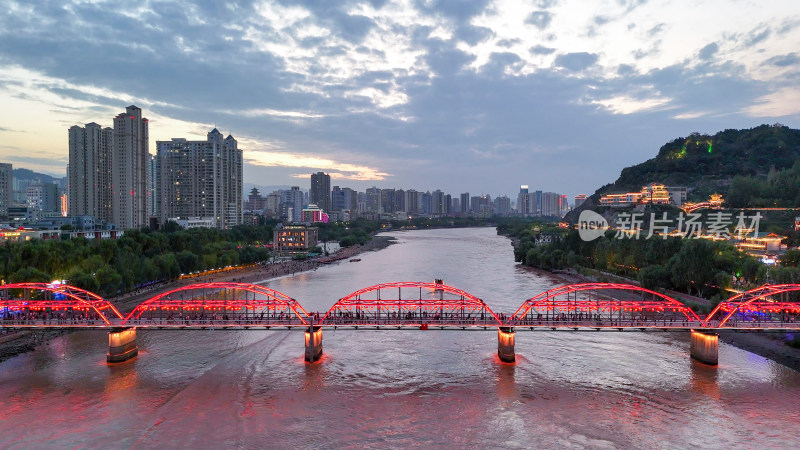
1 1 800 199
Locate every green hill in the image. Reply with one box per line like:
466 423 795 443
593 124 800 203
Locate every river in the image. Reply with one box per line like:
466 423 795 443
0 228 799 448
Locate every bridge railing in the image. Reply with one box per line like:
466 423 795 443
507 317 705 328
319 311 501 327
123 316 309 327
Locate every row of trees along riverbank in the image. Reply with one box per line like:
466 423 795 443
0 219 388 298
498 219 800 306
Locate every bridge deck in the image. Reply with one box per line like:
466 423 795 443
2 318 800 331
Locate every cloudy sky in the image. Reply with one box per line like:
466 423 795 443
1 0 799 198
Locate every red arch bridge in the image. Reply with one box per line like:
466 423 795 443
2 281 800 365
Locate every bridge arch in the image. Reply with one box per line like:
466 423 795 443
319 281 503 327
706 284 800 327
122 282 310 326
510 282 703 327
0 282 122 324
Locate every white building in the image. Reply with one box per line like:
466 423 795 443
156 128 243 229
170 217 216 229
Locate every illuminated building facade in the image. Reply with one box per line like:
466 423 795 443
599 183 684 207
641 183 671 204
273 225 318 253
302 204 329 223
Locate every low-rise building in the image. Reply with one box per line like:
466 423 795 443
599 192 644 207
302 204 329 223
273 225 318 253
599 183 684 207
665 186 688 206
170 217 215 229
0 228 36 243
735 232 787 262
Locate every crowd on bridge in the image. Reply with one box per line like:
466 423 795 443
2 309 104 325
320 309 502 326
128 310 308 326
512 312 696 327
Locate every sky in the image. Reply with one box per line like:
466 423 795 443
1 0 799 199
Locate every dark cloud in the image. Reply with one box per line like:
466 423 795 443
0 0 797 199
454 25 494 45
480 52 522 75
530 45 556 55
777 18 800 35
497 38 521 48
533 0 559 8
526 11 553 29
417 0 492 23
277 1 375 43
744 28 770 47
698 43 718 60
421 38 475 75
554 52 598 71
617 64 636 76
765 52 800 67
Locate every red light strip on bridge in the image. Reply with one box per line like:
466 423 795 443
122 282 309 326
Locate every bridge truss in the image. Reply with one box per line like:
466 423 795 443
0 282 124 326
121 282 311 328
705 284 800 328
318 281 503 328
509 283 705 329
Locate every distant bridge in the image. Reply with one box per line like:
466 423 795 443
2 281 799 365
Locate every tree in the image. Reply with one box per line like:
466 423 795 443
176 250 199 273
780 249 800 267
638 265 669 290
67 268 99 292
162 220 183 233
10 267 51 283
95 265 122 297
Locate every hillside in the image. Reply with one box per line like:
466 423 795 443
593 124 800 201
12 168 62 185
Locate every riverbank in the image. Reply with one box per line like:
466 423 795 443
0 235 396 363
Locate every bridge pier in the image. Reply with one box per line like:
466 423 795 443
497 327 515 363
305 326 323 363
107 327 138 363
690 330 718 366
